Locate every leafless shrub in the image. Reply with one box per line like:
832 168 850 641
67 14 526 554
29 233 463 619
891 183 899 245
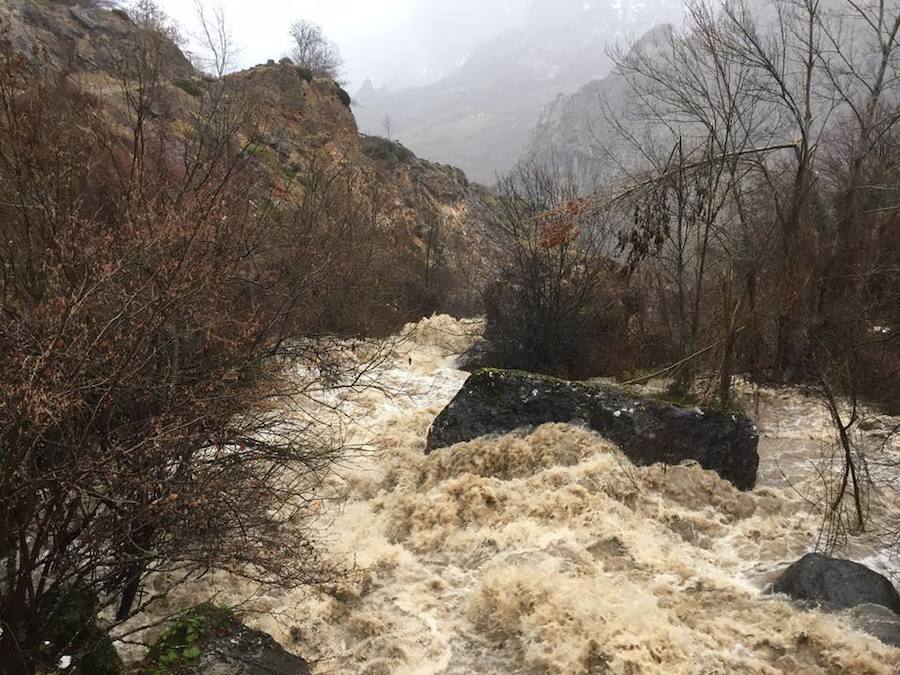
480 159 637 377
0 12 384 672
602 0 900 543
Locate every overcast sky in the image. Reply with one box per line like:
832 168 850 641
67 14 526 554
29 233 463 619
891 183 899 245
154 1 531 92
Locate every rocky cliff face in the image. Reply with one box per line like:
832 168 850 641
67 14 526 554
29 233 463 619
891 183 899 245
1 0 494 314
1 0 192 76
225 60 484 226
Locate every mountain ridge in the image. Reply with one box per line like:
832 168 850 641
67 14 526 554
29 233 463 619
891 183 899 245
353 0 684 183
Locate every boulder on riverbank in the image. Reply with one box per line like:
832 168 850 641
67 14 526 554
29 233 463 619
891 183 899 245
142 605 310 674
425 368 759 490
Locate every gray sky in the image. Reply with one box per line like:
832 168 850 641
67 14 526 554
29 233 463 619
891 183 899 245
155 0 529 92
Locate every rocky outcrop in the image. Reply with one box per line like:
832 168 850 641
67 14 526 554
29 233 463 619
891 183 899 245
144 605 311 675
426 368 759 490
523 23 674 193
220 60 495 290
771 553 900 613
2 0 193 77
194 624 310 675
4 0 494 320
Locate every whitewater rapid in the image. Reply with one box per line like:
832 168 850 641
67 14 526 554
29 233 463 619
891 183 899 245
127 315 900 674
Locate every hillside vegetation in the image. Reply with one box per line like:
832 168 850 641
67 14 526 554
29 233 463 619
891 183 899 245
1 0 899 673
0 1 490 671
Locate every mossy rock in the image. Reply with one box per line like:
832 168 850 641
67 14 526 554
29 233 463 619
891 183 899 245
33 585 122 675
73 625 123 675
142 605 310 675
145 605 231 673
38 585 100 646
243 142 281 172
652 382 702 409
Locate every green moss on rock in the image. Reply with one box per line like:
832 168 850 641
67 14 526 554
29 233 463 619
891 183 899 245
144 605 231 674
142 605 311 675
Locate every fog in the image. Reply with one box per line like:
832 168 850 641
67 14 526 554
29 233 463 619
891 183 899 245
155 0 538 91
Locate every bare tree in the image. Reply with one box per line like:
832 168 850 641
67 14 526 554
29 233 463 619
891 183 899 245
130 0 185 46
193 1 235 76
410 205 448 315
808 0 900 543
604 0 900 544
288 19 343 80
610 0 800 401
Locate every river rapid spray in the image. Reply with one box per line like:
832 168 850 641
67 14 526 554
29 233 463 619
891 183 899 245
125 315 900 674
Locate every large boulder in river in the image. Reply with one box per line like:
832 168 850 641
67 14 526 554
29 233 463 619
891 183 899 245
770 553 900 614
426 368 759 490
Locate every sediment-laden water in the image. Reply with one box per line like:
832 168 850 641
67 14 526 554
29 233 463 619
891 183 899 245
125 315 900 674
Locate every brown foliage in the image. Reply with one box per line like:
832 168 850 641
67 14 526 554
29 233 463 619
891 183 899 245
481 160 638 378
603 0 900 547
0 22 380 673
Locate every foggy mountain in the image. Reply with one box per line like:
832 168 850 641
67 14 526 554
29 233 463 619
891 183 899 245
524 23 674 193
353 0 684 183
523 0 877 193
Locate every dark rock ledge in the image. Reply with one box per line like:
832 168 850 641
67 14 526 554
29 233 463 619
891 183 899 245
426 368 760 491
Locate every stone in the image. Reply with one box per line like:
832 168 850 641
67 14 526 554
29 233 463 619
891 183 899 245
426 368 759 490
69 6 100 30
144 605 310 675
850 603 900 648
770 553 900 613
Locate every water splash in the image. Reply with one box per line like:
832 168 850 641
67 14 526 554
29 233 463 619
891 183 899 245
122 315 900 673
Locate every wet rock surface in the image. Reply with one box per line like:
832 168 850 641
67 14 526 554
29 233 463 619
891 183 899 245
143 605 310 675
770 553 900 614
196 624 311 675
426 368 760 490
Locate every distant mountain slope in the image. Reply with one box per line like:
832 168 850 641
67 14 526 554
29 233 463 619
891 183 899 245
524 23 674 193
523 0 859 194
353 0 683 184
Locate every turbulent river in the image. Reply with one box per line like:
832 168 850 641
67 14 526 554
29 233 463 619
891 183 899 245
128 315 900 674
